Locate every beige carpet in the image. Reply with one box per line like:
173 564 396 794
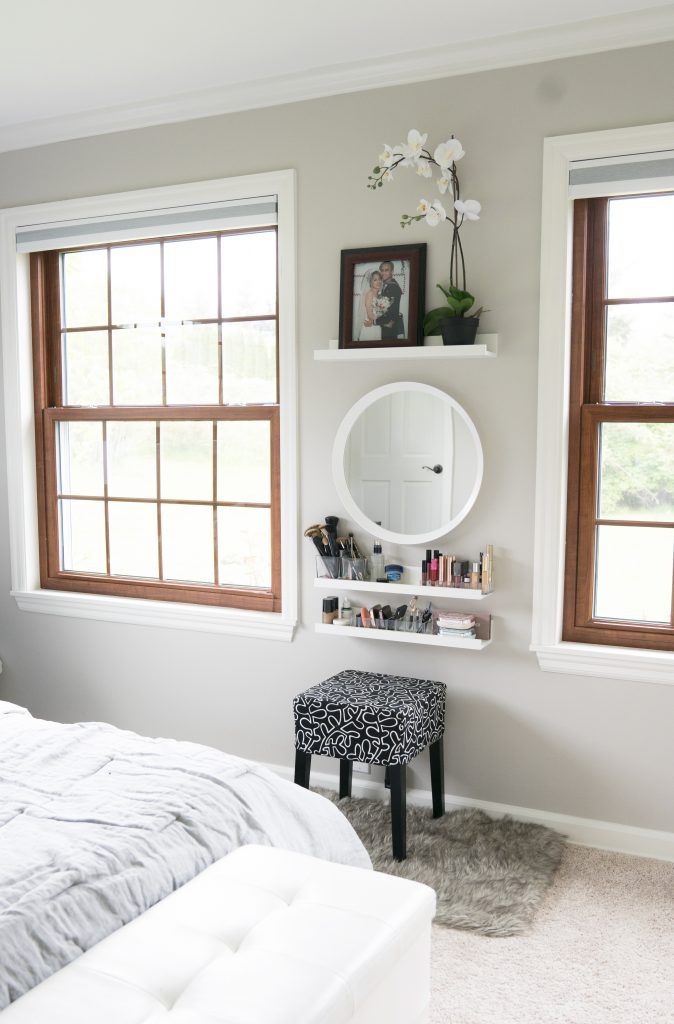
430 845 674 1024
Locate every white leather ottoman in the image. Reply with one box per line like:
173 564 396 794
2 845 436 1024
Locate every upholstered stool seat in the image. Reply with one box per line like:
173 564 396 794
293 669 446 860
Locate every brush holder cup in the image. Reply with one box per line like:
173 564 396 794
315 555 341 579
339 557 368 581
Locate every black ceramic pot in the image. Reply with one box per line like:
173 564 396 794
439 317 479 346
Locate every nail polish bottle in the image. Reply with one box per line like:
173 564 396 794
452 561 464 588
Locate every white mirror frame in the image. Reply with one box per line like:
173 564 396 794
332 381 484 547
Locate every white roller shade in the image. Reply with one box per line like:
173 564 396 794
569 151 674 199
16 195 277 253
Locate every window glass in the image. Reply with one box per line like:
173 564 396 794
109 502 159 579
221 230 276 317
164 237 218 320
604 304 674 403
63 331 109 406
57 421 104 496
607 194 674 299
161 504 214 583
110 244 161 324
598 422 674 521
62 250 107 328
594 525 673 623
59 499 106 574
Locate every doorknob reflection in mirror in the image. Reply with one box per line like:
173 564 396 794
422 464 443 474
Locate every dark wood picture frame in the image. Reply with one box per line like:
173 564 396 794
339 243 426 349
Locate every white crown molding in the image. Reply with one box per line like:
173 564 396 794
267 761 674 862
1 5 674 154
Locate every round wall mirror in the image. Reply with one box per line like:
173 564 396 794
332 382 483 546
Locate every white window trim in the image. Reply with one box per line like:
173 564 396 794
0 171 298 641
531 121 674 685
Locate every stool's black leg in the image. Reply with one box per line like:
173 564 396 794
294 749 311 788
384 765 391 790
389 764 407 861
339 759 353 799
429 739 445 818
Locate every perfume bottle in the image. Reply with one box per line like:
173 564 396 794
370 540 385 582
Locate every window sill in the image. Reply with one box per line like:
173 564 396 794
531 641 674 686
12 589 296 642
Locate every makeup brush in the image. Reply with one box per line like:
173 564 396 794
323 516 340 557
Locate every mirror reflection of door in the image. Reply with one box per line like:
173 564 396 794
345 392 455 534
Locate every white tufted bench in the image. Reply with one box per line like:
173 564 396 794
1 844 436 1024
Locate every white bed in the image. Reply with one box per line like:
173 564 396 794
0 700 371 1009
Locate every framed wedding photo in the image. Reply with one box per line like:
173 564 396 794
339 243 427 350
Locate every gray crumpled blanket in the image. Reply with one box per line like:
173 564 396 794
0 702 369 1007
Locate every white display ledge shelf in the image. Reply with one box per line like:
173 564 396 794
315 623 492 650
314 335 498 361
314 577 490 600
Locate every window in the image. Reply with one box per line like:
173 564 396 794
30 227 282 612
563 193 674 651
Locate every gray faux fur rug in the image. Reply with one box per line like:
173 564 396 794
319 788 566 936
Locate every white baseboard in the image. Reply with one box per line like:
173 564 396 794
266 761 674 863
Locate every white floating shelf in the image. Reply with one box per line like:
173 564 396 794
314 577 490 600
315 623 492 650
314 335 497 362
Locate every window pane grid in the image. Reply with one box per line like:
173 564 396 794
55 416 273 591
59 229 278 409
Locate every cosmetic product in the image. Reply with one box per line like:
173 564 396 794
333 616 350 627
360 607 371 628
470 562 481 589
430 552 439 585
322 597 338 624
370 604 382 629
426 549 432 566
370 540 385 582
452 560 468 588
421 559 428 585
439 554 446 586
356 613 362 628
341 600 354 626
385 563 403 582
323 516 340 557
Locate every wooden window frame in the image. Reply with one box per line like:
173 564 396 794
563 195 674 652
30 229 282 613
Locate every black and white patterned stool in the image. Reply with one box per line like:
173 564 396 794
293 669 446 861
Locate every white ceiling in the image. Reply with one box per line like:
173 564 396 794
1 0 673 151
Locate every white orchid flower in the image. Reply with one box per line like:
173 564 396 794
416 160 433 178
434 139 465 169
454 198 481 221
400 128 428 165
424 200 447 227
379 144 395 168
417 199 431 215
437 176 451 194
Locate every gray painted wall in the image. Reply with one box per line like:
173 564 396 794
1 42 673 832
